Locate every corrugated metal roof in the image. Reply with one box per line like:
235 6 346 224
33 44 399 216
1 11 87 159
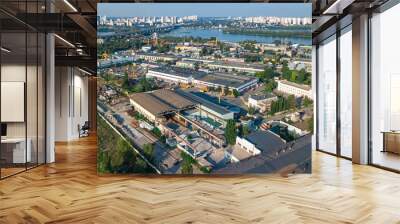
130 89 196 117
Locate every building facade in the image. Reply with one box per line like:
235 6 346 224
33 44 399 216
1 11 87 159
136 53 177 62
247 94 278 112
276 80 312 99
146 69 194 84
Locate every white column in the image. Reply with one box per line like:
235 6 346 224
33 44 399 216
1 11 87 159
54 67 73 141
46 33 55 163
312 45 317 150
352 14 369 164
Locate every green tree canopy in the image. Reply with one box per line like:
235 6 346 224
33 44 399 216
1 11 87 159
180 152 194 174
224 119 237 145
232 89 240 98
264 80 277 93
143 143 154 162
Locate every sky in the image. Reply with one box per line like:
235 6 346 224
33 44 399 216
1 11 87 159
98 3 311 18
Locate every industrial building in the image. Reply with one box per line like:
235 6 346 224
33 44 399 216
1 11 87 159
276 79 312 99
194 72 258 93
136 53 177 62
129 89 195 122
235 130 286 156
146 67 258 93
129 89 231 149
175 60 198 69
247 93 278 113
175 90 235 127
129 88 236 128
204 61 265 74
146 67 206 84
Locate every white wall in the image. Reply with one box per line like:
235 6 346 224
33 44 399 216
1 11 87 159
1 62 46 164
1 64 41 137
235 136 261 155
54 67 89 141
1 64 26 140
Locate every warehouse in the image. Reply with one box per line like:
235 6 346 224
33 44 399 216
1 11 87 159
129 89 196 122
130 88 237 127
146 67 258 93
146 67 206 84
194 72 258 93
204 61 265 74
175 89 235 127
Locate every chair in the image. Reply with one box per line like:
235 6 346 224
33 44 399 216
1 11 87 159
79 121 90 138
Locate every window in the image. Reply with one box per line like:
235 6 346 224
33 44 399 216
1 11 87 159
317 35 337 154
0 1 46 179
370 3 400 171
339 26 352 158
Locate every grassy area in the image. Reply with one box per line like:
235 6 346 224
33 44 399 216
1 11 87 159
97 114 156 174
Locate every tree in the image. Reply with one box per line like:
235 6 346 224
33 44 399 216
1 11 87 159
307 116 314 133
248 106 256 115
296 69 306 83
264 80 277 93
281 60 291 80
232 89 240 98
103 72 112 82
143 143 154 162
239 124 250 137
255 71 266 81
156 44 170 53
122 72 130 90
303 97 313 107
290 70 298 82
269 96 294 115
287 95 296 109
224 119 237 145
134 111 145 121
200 166 211 174
180 152 194 174
151 127 162 138
244 55 262 63
97 115 155 174
160 135 166 144
264 67 276 80
256 67 276 83
181 162 193 174
133 77 156 93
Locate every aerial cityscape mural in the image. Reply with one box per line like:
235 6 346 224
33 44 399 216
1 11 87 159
97 3 313 174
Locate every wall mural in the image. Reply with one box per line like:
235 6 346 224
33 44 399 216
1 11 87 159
97 3 313 175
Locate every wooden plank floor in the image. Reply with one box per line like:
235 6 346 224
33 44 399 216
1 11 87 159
1 135 400 224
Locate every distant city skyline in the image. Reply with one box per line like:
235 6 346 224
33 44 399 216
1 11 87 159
98 3 311 18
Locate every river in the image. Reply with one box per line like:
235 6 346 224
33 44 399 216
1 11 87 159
159 27 311 45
